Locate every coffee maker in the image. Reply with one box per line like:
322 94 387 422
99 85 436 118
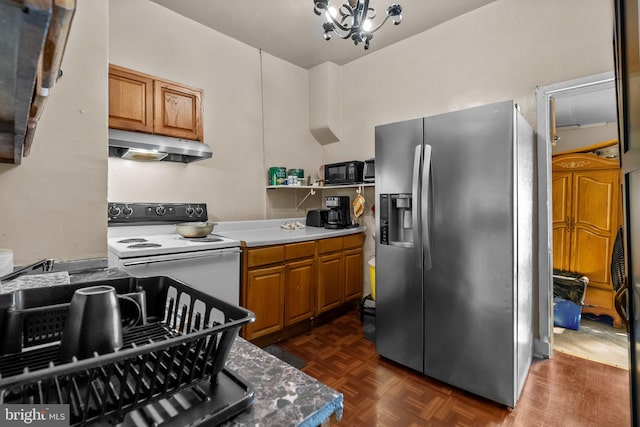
324 196 351 229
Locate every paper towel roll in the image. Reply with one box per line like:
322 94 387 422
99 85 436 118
0 249 13 277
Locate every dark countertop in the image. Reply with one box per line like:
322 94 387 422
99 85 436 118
224 339 343 426
0 266 343 426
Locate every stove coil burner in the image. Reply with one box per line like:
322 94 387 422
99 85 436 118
118 238 148 244
127 243 162 248
185 237 223 243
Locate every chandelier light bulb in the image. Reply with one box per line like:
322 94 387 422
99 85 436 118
313 0 403 49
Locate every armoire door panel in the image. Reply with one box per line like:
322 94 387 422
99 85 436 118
571 227 612 286
552 172 572 224
552 225 571 270
573 171 618 232
552 172 573 270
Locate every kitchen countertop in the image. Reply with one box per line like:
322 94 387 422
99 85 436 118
224 338 342 426
214 218 365 247
0 267 343 426
0 264 129 294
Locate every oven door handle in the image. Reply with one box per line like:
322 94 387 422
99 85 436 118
121 248 241 267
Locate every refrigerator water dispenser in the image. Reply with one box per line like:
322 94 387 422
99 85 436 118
379 194 414 247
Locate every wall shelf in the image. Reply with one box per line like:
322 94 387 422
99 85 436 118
266 183 374 209
266 183 374 190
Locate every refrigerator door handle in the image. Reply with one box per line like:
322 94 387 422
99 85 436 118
422 144 432 270
412 144 422 252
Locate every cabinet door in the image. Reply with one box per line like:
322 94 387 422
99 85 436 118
552 171 572 271
570 169 620 288
284 258 315 326
108 65 153 133
154 80 203 141
317 253 343 314
245 265 285 340
343 248 363 302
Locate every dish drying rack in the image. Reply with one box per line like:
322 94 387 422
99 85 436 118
0 276 255 426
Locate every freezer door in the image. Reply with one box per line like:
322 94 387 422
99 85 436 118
422 101 525 407
375 118 425 372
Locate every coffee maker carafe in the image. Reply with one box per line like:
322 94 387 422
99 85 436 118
325 196 351 229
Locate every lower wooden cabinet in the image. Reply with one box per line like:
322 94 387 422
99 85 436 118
284 258 315 326
245 265 285 340
241 233 364 344
344 248 364 302
317 253 343 314
317 234 364 315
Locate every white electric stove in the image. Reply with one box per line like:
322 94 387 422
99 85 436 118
107 203 242 305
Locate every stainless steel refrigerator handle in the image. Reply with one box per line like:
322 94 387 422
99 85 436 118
422 144 432 270
412 144 422 250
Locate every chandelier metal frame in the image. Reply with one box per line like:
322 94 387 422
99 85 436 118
313 0 402 49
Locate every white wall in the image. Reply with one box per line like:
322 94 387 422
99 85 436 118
0 1 108 266
261 53 325 218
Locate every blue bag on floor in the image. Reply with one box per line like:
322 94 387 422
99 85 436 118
553 297 582 330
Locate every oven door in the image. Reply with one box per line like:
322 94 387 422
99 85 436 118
115 248 241 305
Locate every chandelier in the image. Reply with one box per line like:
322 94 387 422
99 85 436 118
313 0 403 50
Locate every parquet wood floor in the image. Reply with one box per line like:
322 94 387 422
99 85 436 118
279 309 630 426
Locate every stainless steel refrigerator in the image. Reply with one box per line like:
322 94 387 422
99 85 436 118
374 100 534 408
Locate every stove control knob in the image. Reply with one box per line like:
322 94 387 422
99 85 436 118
108 205 121 217
186 206 195 216
155 206 166 216
122 205 133 216
195 206 203 216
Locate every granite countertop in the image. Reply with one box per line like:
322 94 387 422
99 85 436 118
0 267 343 426
0 265 129 294
214 218 365 247
224 338 343 426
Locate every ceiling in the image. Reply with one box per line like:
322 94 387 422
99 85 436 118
554 80 618 129
150 0 497 69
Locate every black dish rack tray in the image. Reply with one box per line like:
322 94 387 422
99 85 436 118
0 276 256 426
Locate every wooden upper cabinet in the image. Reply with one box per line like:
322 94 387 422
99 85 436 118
108 65 153 133
154 80 203 141
108 64 204 141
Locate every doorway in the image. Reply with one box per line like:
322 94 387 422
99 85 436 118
536 72 628 369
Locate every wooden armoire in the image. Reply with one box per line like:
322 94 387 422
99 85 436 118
552 153 622 328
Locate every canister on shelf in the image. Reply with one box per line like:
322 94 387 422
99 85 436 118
287 168 304 179
269 167 287 185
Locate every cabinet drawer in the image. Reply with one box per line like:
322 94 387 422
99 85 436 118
343 233 363 249
584 287 613 309
318 237 343 254
247 246 285 268
285 241 316 260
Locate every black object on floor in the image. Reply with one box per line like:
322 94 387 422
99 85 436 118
359 295 376 342
263 345 306 370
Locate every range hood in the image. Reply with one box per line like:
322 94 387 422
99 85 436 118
108 129 212 163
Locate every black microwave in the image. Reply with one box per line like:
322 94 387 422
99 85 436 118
324 161 364 185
